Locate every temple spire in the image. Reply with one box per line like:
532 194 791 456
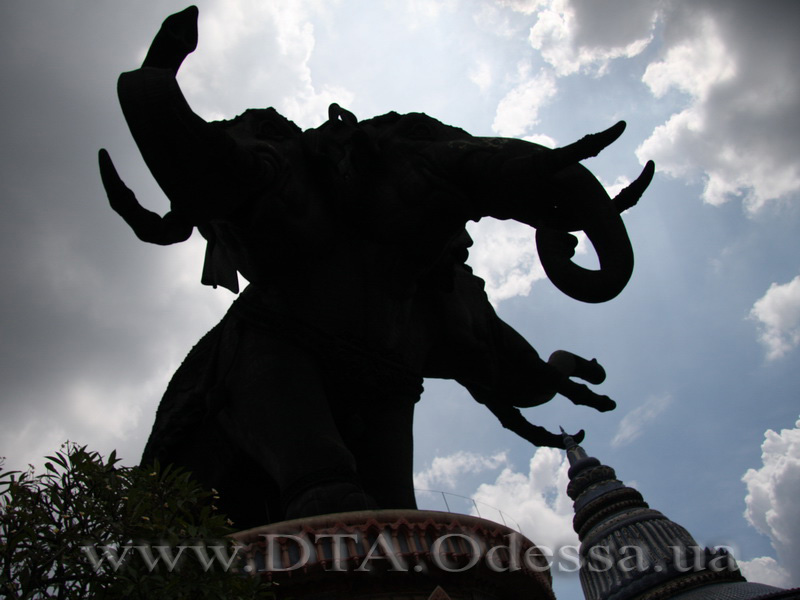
561 436 798 600
560 426 597 475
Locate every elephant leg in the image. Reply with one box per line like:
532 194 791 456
220 330 377 521
346 398 418 510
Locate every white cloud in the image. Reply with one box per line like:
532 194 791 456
522 133 557 148
740 418 800 587
466 218 547 305
492 66 557 137
472 3 520 38
282 83 356 130
414 450 508 490
738 556 791 589
611 394 672 447
641 16 735 102
636 3 800 213
598 174 631 201
527 0 656 76
750 276 800 360
178 0 353 129
498 0 547 15
401 0 458 27
415 447 577 549
499 1 800 214
468 58 493 92
472 448 578 548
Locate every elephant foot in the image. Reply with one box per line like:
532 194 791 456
586 394 616 412
574 389 616 412
576 358 606 385
548 350 607 384
561 380 617 412
284 482 379 521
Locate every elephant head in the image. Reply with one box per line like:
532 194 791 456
330 113 655 303
103 5 654 303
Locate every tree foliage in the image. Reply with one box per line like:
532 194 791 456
0 443 271 599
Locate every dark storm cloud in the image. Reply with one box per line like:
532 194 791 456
570 0 660 48
0 3 232 467
638 0 800 210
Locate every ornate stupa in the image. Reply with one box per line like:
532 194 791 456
561 430 799 600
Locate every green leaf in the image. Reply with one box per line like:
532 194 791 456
45 453 69 469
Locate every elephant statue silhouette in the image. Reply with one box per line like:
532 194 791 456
99 6 655 528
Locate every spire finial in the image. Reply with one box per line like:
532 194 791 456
560 426 578 450
561 427 594 473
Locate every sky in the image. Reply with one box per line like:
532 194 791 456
1 0 798 596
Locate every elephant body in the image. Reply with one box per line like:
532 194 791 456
140 286 422 527
140 249 586 528
101 7 654 528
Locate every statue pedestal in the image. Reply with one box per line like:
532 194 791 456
231 509 556 600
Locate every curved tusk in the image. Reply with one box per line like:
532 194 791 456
614 160 655 213
548 121 626 173
500 122 627 185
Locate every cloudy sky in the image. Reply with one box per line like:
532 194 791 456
1 0 798 596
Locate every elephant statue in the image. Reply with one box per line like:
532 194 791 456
99 6 655 528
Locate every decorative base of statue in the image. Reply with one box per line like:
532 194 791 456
230 509 556 600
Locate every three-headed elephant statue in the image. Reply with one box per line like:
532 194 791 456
99 6 655 528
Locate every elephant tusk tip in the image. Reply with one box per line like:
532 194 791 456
586 120 627 158
612 160 656 214
98 148 115 173
638 160 656 190
605 120 626 144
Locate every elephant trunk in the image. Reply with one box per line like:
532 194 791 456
446 127 653 303
117 7 268 222
536 215 634 304
535 161 655 303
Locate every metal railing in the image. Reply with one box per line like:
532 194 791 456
414 488 524 534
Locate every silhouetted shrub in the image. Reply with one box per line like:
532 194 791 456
0 443 271 599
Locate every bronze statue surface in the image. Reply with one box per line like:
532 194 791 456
99 6 654 528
